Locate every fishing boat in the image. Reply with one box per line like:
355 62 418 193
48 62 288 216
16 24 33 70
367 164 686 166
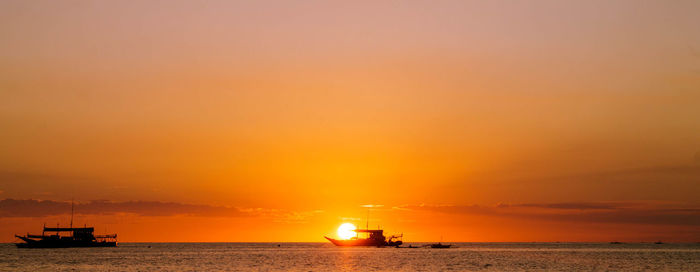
325 229 402 247
15 226 117 248
14 200 117 248
324 207 402 247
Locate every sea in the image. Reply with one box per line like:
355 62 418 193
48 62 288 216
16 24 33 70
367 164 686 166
1 242 698 271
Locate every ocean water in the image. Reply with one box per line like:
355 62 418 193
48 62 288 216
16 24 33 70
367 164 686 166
1 242 698 271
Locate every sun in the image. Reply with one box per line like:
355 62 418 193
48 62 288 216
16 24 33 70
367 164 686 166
337 223 357 239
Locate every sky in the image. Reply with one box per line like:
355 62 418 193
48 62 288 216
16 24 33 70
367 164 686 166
1 0 699 242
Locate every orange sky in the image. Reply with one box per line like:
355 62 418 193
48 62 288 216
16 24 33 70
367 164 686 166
1 0 699 242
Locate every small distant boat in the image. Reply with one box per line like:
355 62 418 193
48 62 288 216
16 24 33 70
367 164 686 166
610 241 623 244
654 241 664 244
428 242 452 248
395 244 419 248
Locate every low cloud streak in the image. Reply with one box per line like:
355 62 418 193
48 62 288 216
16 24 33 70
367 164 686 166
0 199 320 221
394 202 700 227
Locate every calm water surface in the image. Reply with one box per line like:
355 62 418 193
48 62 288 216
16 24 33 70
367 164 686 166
1 242 698 271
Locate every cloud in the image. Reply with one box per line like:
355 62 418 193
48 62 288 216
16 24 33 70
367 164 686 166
500 202 622 210
394 202 700 227
0 199 246 217
522 164 700 186
0 199 321 222
270 210 324 224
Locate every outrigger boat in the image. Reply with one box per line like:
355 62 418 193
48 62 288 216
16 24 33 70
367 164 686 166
325 229 402 247
15 226 117 248
324 207 402 247
14 200 117 248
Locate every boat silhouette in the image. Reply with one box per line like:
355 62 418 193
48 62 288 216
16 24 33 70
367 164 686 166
325 229 402 247
428 242 452 248
15 226 117 248
14 200 117 248
325 206 402 247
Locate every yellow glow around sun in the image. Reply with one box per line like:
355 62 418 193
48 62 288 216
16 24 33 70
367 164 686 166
337 223 356 239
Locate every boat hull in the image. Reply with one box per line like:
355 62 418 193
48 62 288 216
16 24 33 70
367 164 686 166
429 244 451 248
324 236 401 247
16 241 117 248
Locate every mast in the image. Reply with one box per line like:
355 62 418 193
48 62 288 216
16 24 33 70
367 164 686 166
366 207 369 230
70 199 74 229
